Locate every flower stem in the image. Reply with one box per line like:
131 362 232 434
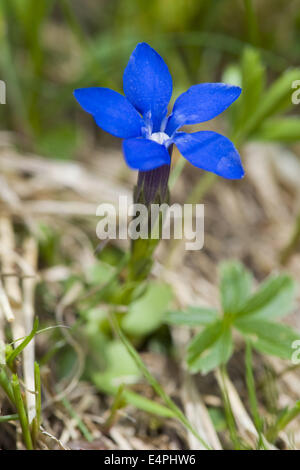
0 413 19 423
135 164 170 207
128 160 171 284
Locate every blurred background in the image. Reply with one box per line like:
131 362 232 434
0 0 300 451
0 0 299 158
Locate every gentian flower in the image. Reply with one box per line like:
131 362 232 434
74 43 244 182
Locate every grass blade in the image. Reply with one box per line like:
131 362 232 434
7 318 39 369
109 311 212 449
12 374 33 450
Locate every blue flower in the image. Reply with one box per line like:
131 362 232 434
74 43 244 179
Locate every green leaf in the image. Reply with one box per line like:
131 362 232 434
235 274 296 321
233 48 265 135
92 375 176 418
253 117 300 142
165 306 219 327
110 312 211 448
187 321 222 365
94 339 141 389
256 68 300 118
87 262 115 285
7 318 39 368
235 319 300 359
234 68 300 144
267 401 300 442
245 342 263 435
122 282 172 336
187 325 233 374
222 64 242 88
219 261 253 315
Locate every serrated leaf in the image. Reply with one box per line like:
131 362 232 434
165 306 219 327
188 326 233 374
253 117 300 142
220 261 253 315
235 319 300 360
122 282 172 336
235 274 296 320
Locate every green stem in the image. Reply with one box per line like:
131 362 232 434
12 374 33 450
62 397 94 442
267 401 300 443
245 342 265 449
103 384 125 432
0 368 15 404
243 0 260 46
128 163 170 285
7 318 39 369
31 362 42 445
0 414 19 423
219 365 242 450
34 362 41 429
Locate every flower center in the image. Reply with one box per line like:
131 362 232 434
149 131 170 146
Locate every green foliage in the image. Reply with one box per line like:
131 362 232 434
36 124 82 160
187 323 233 374
253 117 300 142
122 282 172 336
1 0 298 158
235 320 299 360
267 401 300 443
236 274 295 320
82 276 174 417
93 339 141 391
169 261 299 374
232 47 300 146
0 325 42 449
109 312 211 448
219 261 253 315
245 342 264 439
166 306 219 326
234 48 266 136
6 318 39 369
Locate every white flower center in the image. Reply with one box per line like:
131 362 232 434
149 132 170 146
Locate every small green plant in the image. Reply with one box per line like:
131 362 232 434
166 261 299 374
0 319 42 449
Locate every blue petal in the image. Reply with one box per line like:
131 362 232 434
74 87 144 138
123 138 171 171
123 43 172 132
174 131 244 179
166 83 242 135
